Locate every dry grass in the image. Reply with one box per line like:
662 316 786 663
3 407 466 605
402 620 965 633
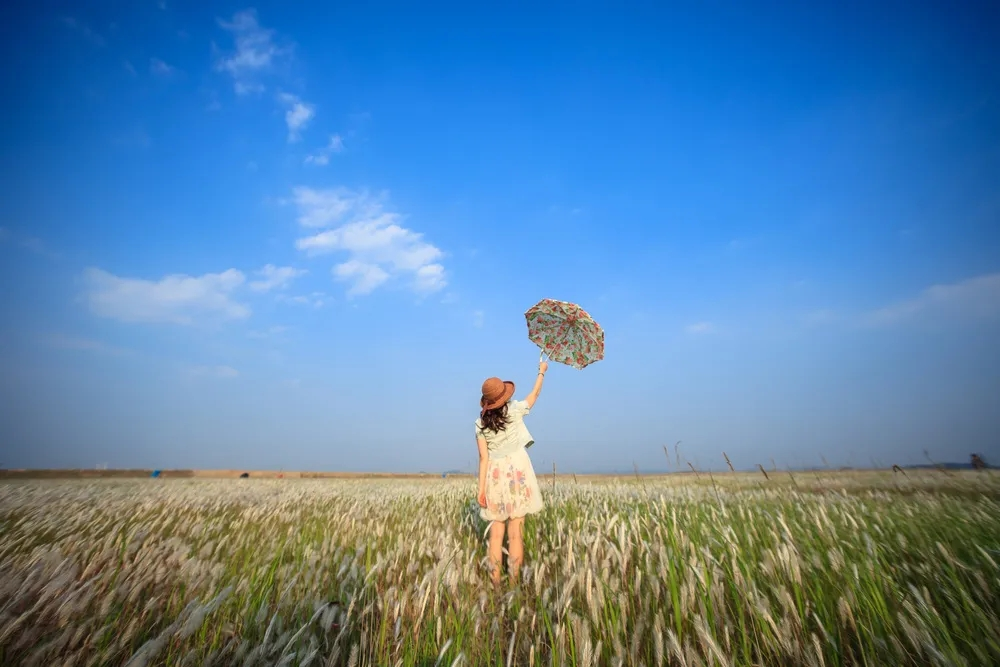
1 470 998 665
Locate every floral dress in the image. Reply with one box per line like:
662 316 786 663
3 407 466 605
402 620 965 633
477 400 545 522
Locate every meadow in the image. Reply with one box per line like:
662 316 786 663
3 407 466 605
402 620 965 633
1 470 998 666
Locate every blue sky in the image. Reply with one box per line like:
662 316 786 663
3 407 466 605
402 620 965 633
1 1 998 472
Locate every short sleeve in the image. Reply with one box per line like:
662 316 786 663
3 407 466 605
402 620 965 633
512 399 530 417
475 420 486 439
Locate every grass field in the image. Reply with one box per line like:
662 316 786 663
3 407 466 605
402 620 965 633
1 471 998 666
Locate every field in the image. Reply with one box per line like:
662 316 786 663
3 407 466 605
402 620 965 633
1 471 999 666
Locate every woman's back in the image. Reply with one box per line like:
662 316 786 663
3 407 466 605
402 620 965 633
475 399 535 457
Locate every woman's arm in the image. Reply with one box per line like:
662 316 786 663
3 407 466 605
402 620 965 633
524 361 548 409
477 436 489 503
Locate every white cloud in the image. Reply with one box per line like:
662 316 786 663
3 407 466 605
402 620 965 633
305 134 344 165
249 264 306 292
864 273 1000 327
289 186 367 227
188 365 240 379
414 263 447 293
685 321 714 334
83 267 250 325
214 9 288 95
292 186 447 296
278 93 314 142
123 60 138 77
472 310 484 328
333 260 389 296
150 58 176 77
277 291 329 308
234 81 266 96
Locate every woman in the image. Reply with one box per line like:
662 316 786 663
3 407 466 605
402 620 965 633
475 360 548 586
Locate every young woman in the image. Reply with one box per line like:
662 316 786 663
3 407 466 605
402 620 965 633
475 360 548 586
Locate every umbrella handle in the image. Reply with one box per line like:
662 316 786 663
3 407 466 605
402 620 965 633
539 348 547 363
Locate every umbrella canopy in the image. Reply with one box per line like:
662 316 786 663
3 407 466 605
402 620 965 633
525 298 605 369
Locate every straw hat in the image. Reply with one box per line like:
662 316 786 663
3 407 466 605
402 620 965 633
480 377 515 411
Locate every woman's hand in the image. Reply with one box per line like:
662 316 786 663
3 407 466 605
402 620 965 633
538 361 548 375
477 489 487 508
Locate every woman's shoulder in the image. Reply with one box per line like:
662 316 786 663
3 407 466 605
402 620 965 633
508 399 530 415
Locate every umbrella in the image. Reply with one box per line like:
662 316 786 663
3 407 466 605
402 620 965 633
525 298 605 369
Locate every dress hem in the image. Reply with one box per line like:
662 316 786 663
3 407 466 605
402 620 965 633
479 505 544 523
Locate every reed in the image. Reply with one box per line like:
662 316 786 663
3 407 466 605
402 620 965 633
0 470 998 665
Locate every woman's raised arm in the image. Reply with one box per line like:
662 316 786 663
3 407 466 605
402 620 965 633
524 361 548 409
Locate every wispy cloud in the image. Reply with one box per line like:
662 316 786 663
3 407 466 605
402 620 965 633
288 187 363 228
292 187 447 296
333 261 389 296
61 17 105 46
83 267 250 325
187 365 240 379
548 204 585 216
802 309 839 327
305 134 344 165
472 310 485 328
247 325 288 339
123 60 138 77
685 321 714 334
113 127 152 149
278 93 314 142
248 264 306 292
214 9 288 95
46 334 131 356
277 291 329 308
863 273 1000 327
0 228 60 259
149 58 177 77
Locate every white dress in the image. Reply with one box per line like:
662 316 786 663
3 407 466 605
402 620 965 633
476 400 545 522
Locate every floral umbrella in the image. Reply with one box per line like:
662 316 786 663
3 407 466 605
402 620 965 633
525 298 605 370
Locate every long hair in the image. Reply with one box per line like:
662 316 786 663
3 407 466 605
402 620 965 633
480 402 510 433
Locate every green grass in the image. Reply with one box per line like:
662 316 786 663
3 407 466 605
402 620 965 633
0 471 998 665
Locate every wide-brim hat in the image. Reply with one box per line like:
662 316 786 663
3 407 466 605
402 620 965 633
480 377 515 411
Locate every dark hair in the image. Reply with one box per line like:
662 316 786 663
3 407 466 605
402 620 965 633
480 403 510 433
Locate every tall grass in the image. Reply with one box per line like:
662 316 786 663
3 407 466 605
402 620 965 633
0 471 998 665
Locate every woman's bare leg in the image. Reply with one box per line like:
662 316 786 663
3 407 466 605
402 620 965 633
507 517 525 582
488 520 506 586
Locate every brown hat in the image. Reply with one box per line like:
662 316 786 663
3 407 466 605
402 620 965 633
480 377 515 411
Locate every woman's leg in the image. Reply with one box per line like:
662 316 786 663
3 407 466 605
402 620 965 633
487 520 506 586
507 516 525 582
